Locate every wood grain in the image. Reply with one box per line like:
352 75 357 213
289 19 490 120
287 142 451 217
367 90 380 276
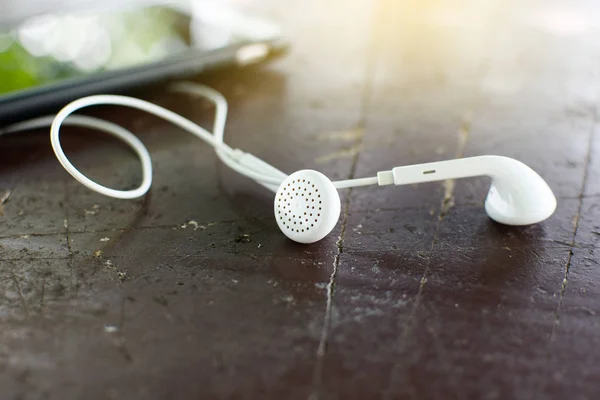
1 0 600 399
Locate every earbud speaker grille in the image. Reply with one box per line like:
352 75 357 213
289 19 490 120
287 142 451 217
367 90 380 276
274 170 341 244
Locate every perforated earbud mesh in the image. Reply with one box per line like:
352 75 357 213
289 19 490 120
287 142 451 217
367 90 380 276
276 178 325 233
274 170 341 244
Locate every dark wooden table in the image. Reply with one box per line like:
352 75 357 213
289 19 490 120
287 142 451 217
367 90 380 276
2 0 600 398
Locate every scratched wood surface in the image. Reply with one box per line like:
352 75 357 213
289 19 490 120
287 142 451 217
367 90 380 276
1 0 600 399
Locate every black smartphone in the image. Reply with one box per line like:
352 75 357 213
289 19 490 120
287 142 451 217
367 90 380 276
0 0 288 124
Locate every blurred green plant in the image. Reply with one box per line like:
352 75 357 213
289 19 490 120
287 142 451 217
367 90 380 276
0 6 188 95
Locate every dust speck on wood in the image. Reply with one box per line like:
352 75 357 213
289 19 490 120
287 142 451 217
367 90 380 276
117 271 127 282
154 295 168 306
235 233 252 243
0 190 11 216
182 220 205 231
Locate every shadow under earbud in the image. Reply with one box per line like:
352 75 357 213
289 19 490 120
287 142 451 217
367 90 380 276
482 217 552 248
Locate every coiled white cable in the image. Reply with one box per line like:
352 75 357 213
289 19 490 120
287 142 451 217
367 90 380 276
1 82 286 199
1 114 154 198
0 82 379 199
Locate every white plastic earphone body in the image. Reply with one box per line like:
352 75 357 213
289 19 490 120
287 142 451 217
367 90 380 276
274 170 341 243
376 156 557 225
0 82 558 245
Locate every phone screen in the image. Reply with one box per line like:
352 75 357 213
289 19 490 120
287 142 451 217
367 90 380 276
0 0 281 99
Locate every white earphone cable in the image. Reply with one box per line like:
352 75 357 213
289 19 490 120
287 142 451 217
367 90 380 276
0 82 379 198
2 114 154 199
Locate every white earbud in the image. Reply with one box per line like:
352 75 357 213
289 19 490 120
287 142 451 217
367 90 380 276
1 82 557 246
272 156 557 243
274 170 341 244
376 155 557 226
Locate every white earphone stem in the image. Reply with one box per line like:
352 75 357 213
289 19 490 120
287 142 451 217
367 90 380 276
376 156 557 225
